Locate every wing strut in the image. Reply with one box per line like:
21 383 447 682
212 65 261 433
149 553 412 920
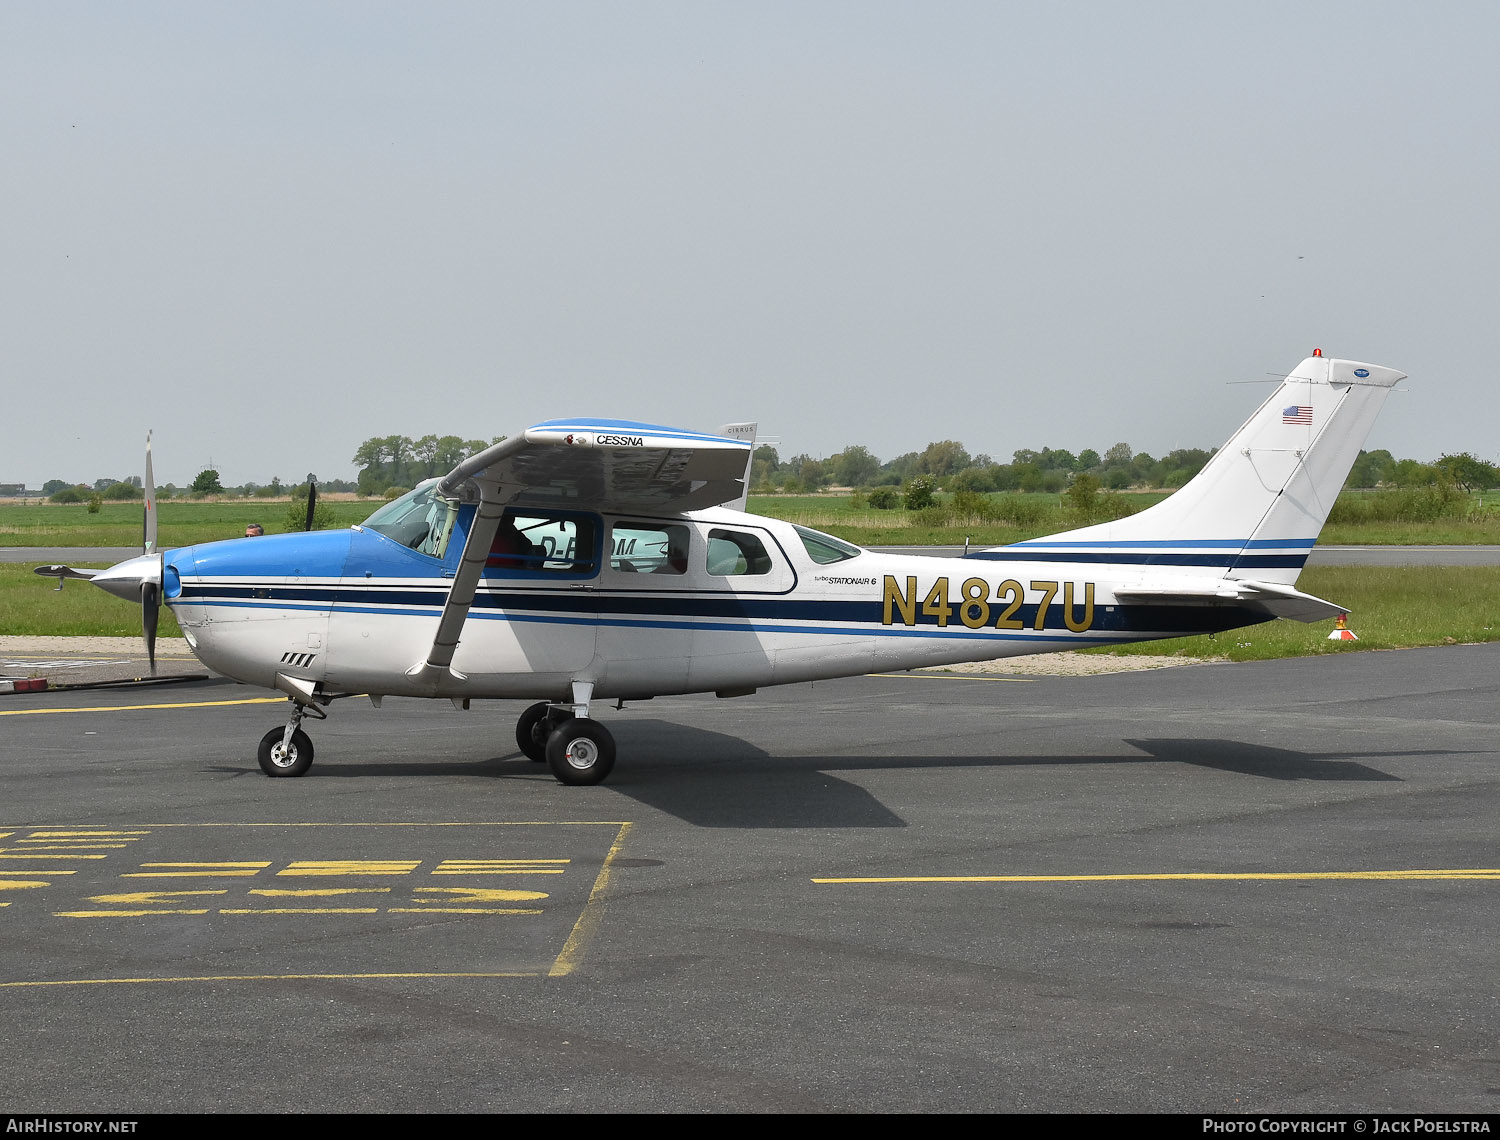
406 498 508 684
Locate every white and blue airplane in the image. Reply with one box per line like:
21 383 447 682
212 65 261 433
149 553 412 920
40 351 1404 786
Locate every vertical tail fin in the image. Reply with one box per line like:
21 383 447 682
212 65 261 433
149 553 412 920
988 354 1405 584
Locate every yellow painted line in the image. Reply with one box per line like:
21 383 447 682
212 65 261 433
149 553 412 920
29 831 150 837
388 908 543 915
0 880 50 891
124 861 269 878
867 672 1033 682
434 859 570 871
249 888 390 898
550 822 632 978
123 871 263 878
86 891 227 905
430 868 566 875
0 870 75 876
278 861 423 876
140 861 270 868
0 853 104 860
0 697 284 717
0 972 540 988
813 869 1500 884
57 910 212 917
218 908 381 915
414 887 548 903
14 843 134 850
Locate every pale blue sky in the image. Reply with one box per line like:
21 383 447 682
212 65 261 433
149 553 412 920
3 2 1496 486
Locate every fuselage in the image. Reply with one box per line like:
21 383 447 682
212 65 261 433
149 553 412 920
161 504 1272 702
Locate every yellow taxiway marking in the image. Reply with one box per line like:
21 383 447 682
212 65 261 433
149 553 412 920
123 862 271 878
433 860 569 875
248 888 391 898
0 697 283 717
0 881 51 891
388 908 544 915
58 910 212 917
814 869 1500 884
867 672 1033 682
29 831 150 838
278 861 423 876
86 891 227 905
0 871 74 877
413 887 549 904
0 972 541 988
218 908 382 915
550 822 632 978
0 853 104 860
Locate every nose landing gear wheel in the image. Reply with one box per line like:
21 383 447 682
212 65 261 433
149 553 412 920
545 718 616 786
258 726 314 777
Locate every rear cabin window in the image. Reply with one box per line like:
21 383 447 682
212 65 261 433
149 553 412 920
706 529 772 576
487 511 596 575
611 522 690 576
793 524 861 565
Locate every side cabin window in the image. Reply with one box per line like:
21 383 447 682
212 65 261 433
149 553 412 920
610 522 690 576
792 524 861 565
486 511 597 576
706 529 772 576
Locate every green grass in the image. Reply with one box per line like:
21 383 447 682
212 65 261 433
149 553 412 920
0 564 183 637
1086 566 1500 662
0 500 376 547
8 490 1500 549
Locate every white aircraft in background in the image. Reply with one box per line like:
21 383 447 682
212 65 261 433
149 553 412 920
40 351 1404 786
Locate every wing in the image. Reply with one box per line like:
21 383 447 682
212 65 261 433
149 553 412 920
436 419 753 515
408 419 753 684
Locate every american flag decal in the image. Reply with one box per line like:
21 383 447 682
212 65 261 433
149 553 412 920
1282 405 1313 425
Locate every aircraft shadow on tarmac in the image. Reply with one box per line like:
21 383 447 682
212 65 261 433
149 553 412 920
202 722 1477 830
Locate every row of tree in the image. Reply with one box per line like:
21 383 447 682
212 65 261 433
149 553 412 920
43 435 1500 507
350 435 504 496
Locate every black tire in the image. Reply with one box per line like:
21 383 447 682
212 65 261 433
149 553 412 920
258 726 314 777
515 701 552 763
545 718 616 786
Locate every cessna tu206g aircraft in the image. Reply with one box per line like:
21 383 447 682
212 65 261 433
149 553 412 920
41 351 1404 786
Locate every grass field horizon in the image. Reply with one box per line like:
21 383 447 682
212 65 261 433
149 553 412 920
5 488 1500 549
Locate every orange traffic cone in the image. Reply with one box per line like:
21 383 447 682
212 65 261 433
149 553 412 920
1327 613 1359 641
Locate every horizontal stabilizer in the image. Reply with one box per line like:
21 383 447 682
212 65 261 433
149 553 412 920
1113 579 1347 623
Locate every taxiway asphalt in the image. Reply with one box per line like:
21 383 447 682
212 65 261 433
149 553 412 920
3 646 1499 1112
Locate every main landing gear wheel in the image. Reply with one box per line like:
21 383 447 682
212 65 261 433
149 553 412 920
515 701 553 763
545 718 616 786
258 726 314 777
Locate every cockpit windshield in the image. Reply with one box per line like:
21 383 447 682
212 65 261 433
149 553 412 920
361 480 456 558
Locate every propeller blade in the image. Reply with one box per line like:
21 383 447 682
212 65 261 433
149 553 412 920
143 429 157 554
304 479 317 531
141 580 159 677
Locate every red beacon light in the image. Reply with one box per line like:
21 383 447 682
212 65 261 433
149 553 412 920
1312 348 1322 357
